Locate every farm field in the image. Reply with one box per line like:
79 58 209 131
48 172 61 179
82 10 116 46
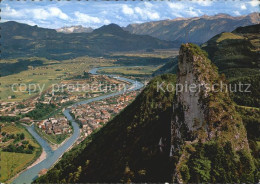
98 65 162 77
0 56 115 102
111 49 179 59
0 123 42 182
0 152 36 182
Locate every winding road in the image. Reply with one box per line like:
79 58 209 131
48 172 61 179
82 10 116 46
13 66 144 184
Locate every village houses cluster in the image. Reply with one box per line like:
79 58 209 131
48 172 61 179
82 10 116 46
37 117 72 135
0 101 36 117
71 91 139 140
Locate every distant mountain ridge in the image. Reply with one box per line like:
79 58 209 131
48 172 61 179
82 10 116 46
56 25 93 33
125 13 259 44
0 21 176 60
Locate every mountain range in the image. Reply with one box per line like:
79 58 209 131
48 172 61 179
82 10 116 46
0 22 176 60
1 13 258 60
55 13 258 45
124 13 259 43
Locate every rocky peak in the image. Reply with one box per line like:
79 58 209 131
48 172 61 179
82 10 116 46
93 24 126 35
171 44 218 149
170 43 252 182
56 25 93 33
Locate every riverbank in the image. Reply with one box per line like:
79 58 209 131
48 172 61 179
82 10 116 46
49 136 71 151
27 150 46 169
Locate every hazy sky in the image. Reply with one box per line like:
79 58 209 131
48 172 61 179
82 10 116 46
1 0 259 29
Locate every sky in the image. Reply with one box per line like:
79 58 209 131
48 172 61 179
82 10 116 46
1 0 259 29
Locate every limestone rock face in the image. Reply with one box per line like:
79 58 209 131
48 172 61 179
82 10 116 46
175 47 206 131
170 44 253 183
170 44 212 151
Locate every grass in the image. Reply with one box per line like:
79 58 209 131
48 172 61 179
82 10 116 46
111 49 179 59
0 152 37 182
257 141 260 148
0 122 41 182
216 32 244 43
98 66 162 77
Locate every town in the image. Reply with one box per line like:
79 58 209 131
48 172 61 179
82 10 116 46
71 91 139 141
0 72 134 144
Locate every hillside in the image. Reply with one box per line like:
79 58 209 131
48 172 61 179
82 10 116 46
35 44 258 183
125 13 259 44
201 24 260 108
152 56 178 76
0 22 176 60
201 24 260 72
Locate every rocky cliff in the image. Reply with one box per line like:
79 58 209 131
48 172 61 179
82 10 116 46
170 44 255 183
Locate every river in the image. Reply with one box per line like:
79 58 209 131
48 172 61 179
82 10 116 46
13 66 144 184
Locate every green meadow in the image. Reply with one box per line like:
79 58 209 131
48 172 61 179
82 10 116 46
0 123 42 182
98 65 162 77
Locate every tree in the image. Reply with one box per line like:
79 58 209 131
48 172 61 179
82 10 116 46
73 166 82 182
20 133 25 140
28 144 34 151
191 158 211 182
48 169 60 183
